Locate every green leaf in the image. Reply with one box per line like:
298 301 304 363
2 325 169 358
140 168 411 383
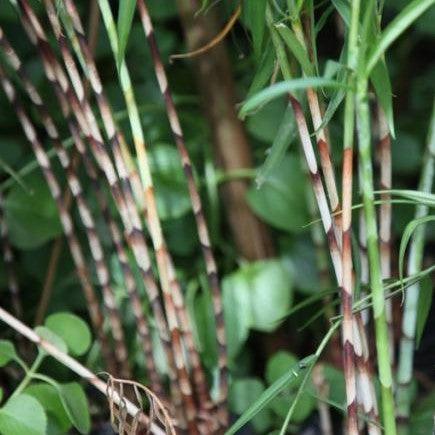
388 190 435 208
150 144 191 220
243 0 267 60
366 0 435 74
410 391 435 435
225 354 315 435
24 384 71 434
275 24 313 75
415 276 433 348
331 0 350 27
45 312 91 356
370 59 395 138
34 326 68 355
256 105 296 187
229 378 272 433
247 41 276 98
56 383 90 434
222 274 252 359
247 260 293 332
399 215 435 281
240 78 346 118
5 173 62 250
322 364 346 405
117 0 137 67
248 155 309 232
0 394 47 435
0 340 18 368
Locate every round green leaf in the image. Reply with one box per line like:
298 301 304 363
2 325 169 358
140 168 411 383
5 173 62 250
45 312 91 356
34 326 68 355
247 155 309 232
0 340 18 368
56 383 90 434
0 394 47 435
24 384 71 433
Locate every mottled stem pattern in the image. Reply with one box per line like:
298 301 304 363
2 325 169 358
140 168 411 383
396 99 435 434
377 105 394 364
0 60 116 373
136 0 228 427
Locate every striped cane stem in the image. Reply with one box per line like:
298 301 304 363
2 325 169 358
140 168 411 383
97 0 213 419
377 105 395 364
48 1 199 429
356 77 397 435
136 1 228 426
396 98 435 434
0 61 116 373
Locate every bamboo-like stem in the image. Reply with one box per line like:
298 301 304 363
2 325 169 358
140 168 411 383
35 0 100 326
356 75 397 435
136 0 228 427
340 1 361 431
0 39 133 379
0 192 23 320
396 98 435 434
0 305 166 435
377 105 395 364
2 3 161 395
48 1 198 429
97 0 213 421
0 60 116 374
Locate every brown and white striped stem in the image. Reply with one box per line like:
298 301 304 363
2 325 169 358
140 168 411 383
136 2 228 425
48 1 199 429
0 36 134 378
97 0 213 419
376 104 394 364
0 61 116 373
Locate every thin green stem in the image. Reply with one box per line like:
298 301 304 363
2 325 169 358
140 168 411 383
356 77 397 434
11 351 44 398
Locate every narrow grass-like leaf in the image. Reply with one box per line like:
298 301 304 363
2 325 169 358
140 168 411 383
331 0 350 26
117 0 137 67
366 0 435 74
383 189 435 208
225 355 315 435
240 78 346 118
244 0 267 60
399 215 435 281
247 41 276 98
275 24 314 75
255 104 296 187
415 276 433 348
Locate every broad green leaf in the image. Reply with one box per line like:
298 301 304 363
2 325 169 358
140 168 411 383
243 0 267 60
266 351 298 385
24 384 71 434
0 340 18 367
229 378 272 433
150 144 191 220
275 24 313 75
0 394 47 435
45 312 91 356
366 0 435 74
117 0 137 67
222 274 252 359
399 215 435 281
225 354 315 435
247 260 293 332
256 105 296 187
57 383 90 434
410 391 435 435
5 173 62 250
248 155 309 232
322 364 346 405
34 326 68 355
240 78 346 118
415 276 433 348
